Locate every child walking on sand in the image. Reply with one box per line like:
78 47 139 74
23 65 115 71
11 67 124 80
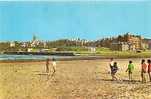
147 59 151 82
109 58 114 74
46 58 50 73
109 58 114 67
110 62 119 81
141 59 147 83
126 61 134 81
51 57 56 77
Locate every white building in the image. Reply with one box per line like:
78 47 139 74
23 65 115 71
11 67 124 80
10 42 15 47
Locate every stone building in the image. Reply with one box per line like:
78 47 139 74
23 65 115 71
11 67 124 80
30 35 40 47
126 33 142 50
110 33 147 51
143 39 151 50
110 42 129 51
10 42 15 47
149 40 151 50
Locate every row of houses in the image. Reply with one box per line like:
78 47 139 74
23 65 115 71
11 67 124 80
10 35 46 48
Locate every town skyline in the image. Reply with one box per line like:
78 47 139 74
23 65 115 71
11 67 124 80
0 32 150 42
0 1 151 41
1 32 151 53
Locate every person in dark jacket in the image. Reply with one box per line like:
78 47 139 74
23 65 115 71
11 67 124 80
110 62 119 81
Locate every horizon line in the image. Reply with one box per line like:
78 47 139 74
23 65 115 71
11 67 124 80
0 32 151 42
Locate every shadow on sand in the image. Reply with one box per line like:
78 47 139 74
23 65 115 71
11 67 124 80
98 78 141 84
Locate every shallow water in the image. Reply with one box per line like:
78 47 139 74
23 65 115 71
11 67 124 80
0 54 73 60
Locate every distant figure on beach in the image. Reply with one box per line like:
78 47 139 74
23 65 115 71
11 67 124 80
51 57 56 77
110 62 119 81
46 58 50 73
141 59 147 83
109 58 114 67
147 59 151 82
109 58 114 74
126 61 134 81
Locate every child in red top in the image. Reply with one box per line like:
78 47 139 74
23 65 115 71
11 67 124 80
147 59 151 82
141 59 147 83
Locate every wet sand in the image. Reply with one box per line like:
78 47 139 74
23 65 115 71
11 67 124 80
0 58 151 99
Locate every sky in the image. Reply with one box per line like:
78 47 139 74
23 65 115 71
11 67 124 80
0 1 151 41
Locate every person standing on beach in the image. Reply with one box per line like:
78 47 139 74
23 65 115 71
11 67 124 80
147 59 151 82
51 57 56 77
141 59 147 83
109 58 114 80
109 58 114 67
126 61 134 81
46 58 50 73
109 58 114 74
110 62 119 80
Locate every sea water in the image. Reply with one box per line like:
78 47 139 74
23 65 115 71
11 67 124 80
0 54 73 60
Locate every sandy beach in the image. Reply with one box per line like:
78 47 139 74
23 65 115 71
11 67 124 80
1 58 151 99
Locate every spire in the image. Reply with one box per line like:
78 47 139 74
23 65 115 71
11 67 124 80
33 34 37 41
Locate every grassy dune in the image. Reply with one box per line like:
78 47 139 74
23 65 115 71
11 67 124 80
1 59 151 99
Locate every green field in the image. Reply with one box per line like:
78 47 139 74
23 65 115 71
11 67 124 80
75 47 151 58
